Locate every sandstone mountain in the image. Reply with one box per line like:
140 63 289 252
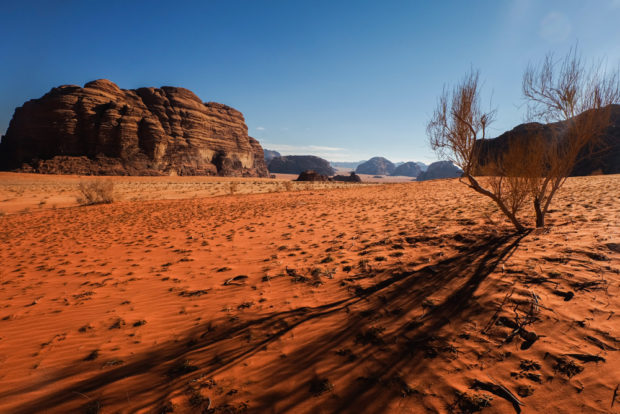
391 161 422 177
0 79 269 176
417 161 462 181
268 155 335 176
476 104 620 176
355 157 395 175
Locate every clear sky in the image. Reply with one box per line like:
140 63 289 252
1 1 619 163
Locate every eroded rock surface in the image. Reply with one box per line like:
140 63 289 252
477 105 620 176
0 79 268 176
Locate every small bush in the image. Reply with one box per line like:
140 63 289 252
77 180 115 205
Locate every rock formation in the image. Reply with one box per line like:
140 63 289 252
0 79 269 176
417 161 462 181
391 162 422 177
268 155 335 176
264 149 281 163
295 170 330 182
355 157 395 175
332 171 362 182
476 104 620 176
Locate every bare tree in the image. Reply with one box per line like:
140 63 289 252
427 70 527 232
427 50 620 231
522 48 620 226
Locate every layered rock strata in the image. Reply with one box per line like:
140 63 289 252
0 79 269 176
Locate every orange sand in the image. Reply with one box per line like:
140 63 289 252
0 174 618 413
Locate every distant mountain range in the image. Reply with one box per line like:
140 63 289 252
353 157 432 177
330 161 365 169
263 150 435 178
263 149 281 162
330 160 428 173
417 161 462 181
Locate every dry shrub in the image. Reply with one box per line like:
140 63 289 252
428 47 619 231
77 180 115 205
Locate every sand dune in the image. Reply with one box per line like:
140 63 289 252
0 174 618 413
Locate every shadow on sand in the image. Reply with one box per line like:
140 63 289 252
3 230 529 413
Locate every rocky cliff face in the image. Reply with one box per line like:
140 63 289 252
268 155 335 176
355 157 395 175
417 161 462 181
476 105 620 176
0 79 269 176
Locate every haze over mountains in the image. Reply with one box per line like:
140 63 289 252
266 154 431 177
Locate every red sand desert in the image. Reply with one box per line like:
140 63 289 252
0 173 619 413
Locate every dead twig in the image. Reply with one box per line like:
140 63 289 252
483 288 514 334
472 378 524 413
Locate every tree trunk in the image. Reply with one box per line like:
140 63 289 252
465 174 526 233
534 198 544 228
505 208 527 233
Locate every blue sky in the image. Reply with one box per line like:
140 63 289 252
1 1 619 162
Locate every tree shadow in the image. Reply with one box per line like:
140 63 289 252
3 231 528 413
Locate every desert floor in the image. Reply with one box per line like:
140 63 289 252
0 173 618 413
0 173 362 215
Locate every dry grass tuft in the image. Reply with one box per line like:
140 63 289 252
76 180 116 205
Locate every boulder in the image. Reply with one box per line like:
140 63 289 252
295 170 330 181
332 171 362 182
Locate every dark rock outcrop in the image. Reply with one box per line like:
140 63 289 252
295 170 329 182
0 79 269 176
391 162 422 177
355 157 395 175
332 171 362 182
417 161 462 181
268 155 335 176
264 149 281 162
476 104 620 176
